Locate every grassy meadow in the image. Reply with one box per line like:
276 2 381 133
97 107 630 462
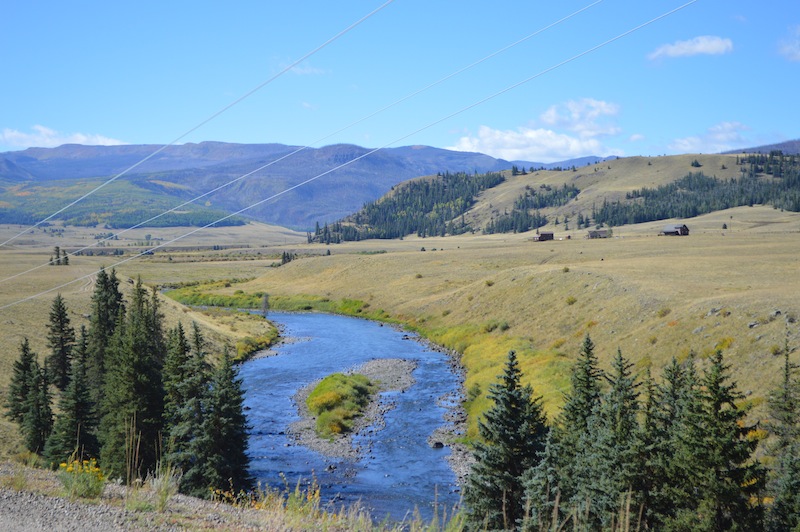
0 152 798 449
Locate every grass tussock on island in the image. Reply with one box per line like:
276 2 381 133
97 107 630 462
306 373 375 438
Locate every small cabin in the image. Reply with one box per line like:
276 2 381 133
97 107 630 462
532 231 554 242
661 224 689 236
587 229 611 239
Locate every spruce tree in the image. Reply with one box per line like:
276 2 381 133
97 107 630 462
4 338 38 424
163 322 212 497
195 350 252 497
766 347 800 531
45 293 75 391
99 279 165 481
571 349 642 528
550 335 604 504
86 267 124 408
44 327 99 465
464 350 548 530
667 350 765 531
21 363 53 454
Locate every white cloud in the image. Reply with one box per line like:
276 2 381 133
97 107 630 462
669 122 749 153
648 36 733 60
629 134 645 142
779 25 800 62
1 125 125 150
539 98 621 138
447 98 623 162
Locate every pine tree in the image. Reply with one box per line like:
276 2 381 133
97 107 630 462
21 363 53 454
550 335 604 504
667 350 765 531
45 293 75 391
464 350 548 530
766 347 800 531
163 322 212 497
195 350 252 497
570 349 642 529
44 327 99 465
86 267 124 408
4 338 38 424
99 279 165 481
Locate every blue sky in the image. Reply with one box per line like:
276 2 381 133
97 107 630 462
1 0 798 162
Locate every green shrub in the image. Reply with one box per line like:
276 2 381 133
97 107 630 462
58 458 106 500
306 374 375 438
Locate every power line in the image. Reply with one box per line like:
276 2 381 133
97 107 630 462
0 0 698 311
0 0 604 286
0 0 396 249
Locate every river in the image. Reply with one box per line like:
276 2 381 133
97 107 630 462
239 311 463 522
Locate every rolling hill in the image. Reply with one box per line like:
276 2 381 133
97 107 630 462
0 142 600 230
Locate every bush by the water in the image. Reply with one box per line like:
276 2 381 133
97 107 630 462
306 373 375 438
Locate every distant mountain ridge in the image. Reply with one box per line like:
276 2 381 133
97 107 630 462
0 142 593 229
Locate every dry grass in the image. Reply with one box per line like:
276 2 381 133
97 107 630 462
1 201 799 443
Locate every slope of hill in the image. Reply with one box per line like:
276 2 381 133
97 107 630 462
0 142 590 230
318 152 800 241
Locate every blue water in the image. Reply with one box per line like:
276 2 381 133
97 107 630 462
239 311 462 522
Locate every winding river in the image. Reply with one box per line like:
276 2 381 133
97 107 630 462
239 311 463 522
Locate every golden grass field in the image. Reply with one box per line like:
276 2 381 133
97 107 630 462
0 153 798 448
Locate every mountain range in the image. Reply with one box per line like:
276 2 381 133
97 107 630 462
0 139 796 230
0 142 602 229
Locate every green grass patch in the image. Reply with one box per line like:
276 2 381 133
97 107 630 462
306 373 375 439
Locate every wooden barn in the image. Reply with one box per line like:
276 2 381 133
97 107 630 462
661 224 689 236
587 229 611 239
532 231 554 242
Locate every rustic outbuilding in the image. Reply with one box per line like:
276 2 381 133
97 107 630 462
532 231 554 242
661 224 689 236
587 229 611 239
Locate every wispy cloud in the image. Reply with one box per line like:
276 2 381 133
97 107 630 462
779 25 800 62
648 36 733 60
447 98 623 162
1 125 125 150
669 122 749 153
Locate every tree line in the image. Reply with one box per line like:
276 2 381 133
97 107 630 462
4 268 252 498
484 184 580 234
310 171 505 242
463 336 800 531
595 153 800 227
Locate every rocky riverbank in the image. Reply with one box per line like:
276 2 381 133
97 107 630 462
286 355 474 485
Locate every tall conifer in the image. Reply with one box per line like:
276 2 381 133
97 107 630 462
99 279 165 480
44 327 98 465
464 350 548 530
195 351 252 497
4 338 38 424
45 293 75 391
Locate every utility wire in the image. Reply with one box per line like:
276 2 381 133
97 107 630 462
0 0 396 248
0 0 603 286
0 0 698 311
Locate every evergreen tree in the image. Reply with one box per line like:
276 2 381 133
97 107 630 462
766 347 800 531
550 335 604 504
667 350 765 531
44 327 99 464
45 293 75 391
464 350 548 530
571 349 642 528
163 322 212 497
99 279 165 481
21 363 53 454
86 267 124 408
195 350 252 496
4 338 38 424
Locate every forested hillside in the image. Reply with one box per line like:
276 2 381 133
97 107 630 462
313 151 800 241
595 152 800 226
310 171 505 242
